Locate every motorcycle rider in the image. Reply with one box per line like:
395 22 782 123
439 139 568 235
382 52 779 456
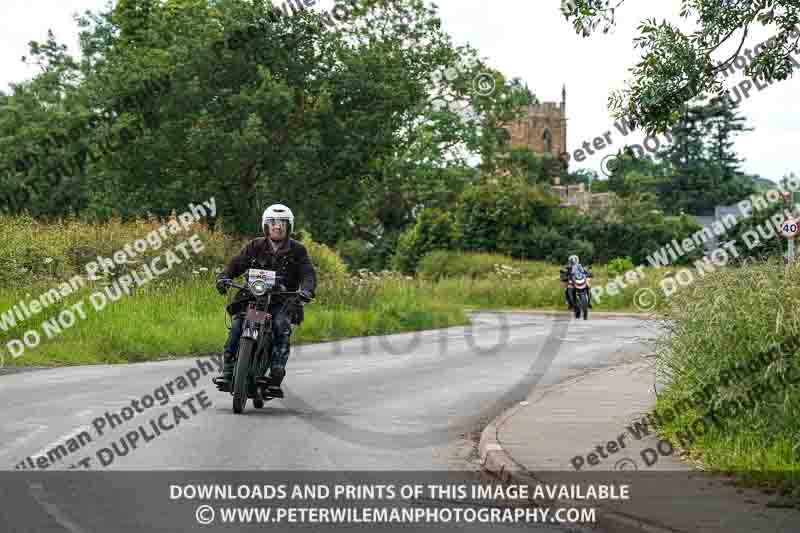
214 204 316 396
560 255 593 309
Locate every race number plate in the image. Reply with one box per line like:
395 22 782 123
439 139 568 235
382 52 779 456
247 269 276 288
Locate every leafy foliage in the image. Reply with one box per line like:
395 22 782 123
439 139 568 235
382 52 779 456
608 98 758 215
562 0 800 132
0 0 534 250
607 256 635 277
391 208 458 274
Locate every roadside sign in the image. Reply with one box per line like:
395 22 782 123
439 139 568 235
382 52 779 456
779 219 799 239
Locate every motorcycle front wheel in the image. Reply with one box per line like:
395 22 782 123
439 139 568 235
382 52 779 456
579 291 589 320
233 338 255 414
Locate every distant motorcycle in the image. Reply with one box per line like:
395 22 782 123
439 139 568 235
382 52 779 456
569 271 591 320
212 269 310 414
561 267 593 320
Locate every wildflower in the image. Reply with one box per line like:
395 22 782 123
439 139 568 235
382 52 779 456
44 257 54 264
199 267 209 272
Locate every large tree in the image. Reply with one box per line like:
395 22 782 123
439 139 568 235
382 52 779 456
606 97 756 214
562 0 800 132
654 98 756 213
0 0 534 245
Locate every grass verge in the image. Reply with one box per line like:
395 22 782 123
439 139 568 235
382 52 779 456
650 259 800 500
1 274 467 367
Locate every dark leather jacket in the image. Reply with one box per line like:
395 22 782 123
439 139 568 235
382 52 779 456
217 237 317 320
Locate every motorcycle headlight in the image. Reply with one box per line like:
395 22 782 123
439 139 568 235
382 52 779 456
250 279 268 296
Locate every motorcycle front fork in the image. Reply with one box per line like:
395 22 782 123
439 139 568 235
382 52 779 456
567 288 591 307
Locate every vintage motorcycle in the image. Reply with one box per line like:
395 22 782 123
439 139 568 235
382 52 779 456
211 269 310 414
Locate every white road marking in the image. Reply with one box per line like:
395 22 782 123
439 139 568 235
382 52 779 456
28 482 91 533
0 423 49 457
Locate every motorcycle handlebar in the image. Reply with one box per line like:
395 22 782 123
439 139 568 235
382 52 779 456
222 276 311 298
227 282 304 295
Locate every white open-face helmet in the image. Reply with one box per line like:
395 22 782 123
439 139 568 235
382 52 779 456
262 204 294 237
568 255 579 266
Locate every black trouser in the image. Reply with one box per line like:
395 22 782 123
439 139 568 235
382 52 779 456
222 303 293 379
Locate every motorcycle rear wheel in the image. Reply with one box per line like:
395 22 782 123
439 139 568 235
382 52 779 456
233 338 255 414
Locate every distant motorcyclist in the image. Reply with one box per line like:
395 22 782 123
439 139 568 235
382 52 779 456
214 204 316 395
560 255 593 309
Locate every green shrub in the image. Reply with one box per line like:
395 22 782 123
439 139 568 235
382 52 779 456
336 239 372 271
586 199 704 265
607 256 635 277
561 239 595 265
295 228 348 281
416 250 555 281
391 208 457 274
454 175 559 259
335 236 399 274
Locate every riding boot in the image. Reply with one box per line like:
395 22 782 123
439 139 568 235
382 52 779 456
213 351 236 390
216 351 235 383
565 288 572 309
267 366 285 398
266 342 289 398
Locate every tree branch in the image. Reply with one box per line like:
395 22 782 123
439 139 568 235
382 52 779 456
709 24 750 74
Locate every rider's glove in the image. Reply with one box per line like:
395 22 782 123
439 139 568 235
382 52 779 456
216 278 232 295
298 289 313 303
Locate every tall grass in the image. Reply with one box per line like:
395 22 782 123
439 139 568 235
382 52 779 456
652 259 800 496
421 251 665 311
1 272 467 367
0 213 240 289
0 215 465 367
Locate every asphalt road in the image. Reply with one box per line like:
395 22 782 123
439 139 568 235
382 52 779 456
0 311 658 532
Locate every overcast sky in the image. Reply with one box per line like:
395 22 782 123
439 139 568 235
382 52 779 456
2 0 798 182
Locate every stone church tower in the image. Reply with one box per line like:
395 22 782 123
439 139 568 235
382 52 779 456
505 85 567 159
